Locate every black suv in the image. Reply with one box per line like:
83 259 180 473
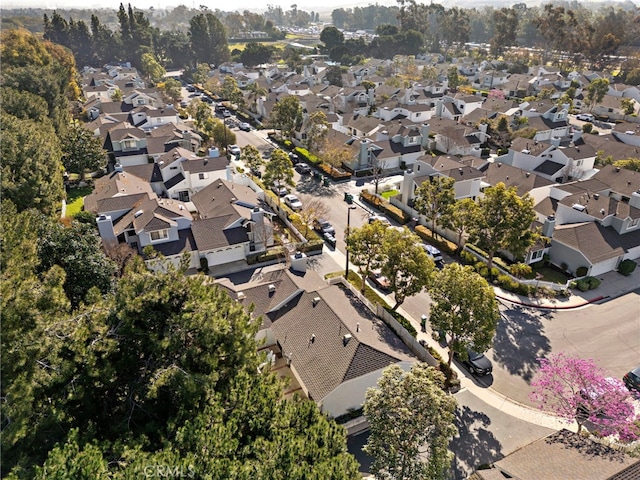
454 348 493 376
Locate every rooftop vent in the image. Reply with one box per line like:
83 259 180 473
312 296 321 306
237 292 246 300
600 208 606 215
268 284 276 293
594 193 599 200
134 209 144 217
526 172 531 177
343 333 352 346
572 204 586 212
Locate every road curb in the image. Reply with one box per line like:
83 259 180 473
494 293 605 311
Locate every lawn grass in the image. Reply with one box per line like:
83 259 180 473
532 265 570 284
381 189 399 200
65 186 92 217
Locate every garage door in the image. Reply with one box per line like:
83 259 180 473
206 245 246 266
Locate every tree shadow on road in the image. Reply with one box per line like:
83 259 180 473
492 305 552 382
449 405 503 480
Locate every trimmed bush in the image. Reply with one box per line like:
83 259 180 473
576 266 589 277
199 257 209 273
360 191 411 224
618 259 637 276
413 225 458 255
575 276 601 291
459 250 476 265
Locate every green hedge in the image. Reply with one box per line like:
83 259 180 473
360 191 411 224
575 276 601 292
384 307 418 338
246 247 286 265
413 225 457 255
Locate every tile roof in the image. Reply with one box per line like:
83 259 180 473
494 429 637 480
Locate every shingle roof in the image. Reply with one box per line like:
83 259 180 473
533 159 564 176
190 216 249 251
551 222 628 263
494 429 637 480
148 228 197 257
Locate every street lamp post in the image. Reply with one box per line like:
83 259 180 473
345 205 357 278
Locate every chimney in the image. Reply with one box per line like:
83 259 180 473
290 251 308 273
96 215 117 246
542 214 556 238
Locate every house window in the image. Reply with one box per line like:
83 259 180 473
150 229 168 241
576 160 583 166
122 139 137 150
137 98 145 105
199 173 208 180
531 249 544 260
631 218 639 228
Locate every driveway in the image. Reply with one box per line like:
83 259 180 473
346 389 553 480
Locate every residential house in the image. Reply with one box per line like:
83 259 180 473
216 265 417 417
344 122 429 172
533 165 640 276
400 155 485 204
103 125 149 167
85 167 274 272
429 118 487 157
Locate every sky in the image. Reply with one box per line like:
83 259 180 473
4 0 395 12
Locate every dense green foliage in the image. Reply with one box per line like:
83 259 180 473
364 364 457 480
2 204 360 478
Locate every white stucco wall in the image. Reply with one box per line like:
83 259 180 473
320 361 414 417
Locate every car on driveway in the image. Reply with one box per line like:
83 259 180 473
623 366 640 394
368 270 391 291
295 163 312 175
418 243 443 263
576 113 595 122
454 348 493 375
284 194 302 211
313 218 335 236
239 122 251 131
227 144 241 156
368 215 391 226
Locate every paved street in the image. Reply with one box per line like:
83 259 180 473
347 389 554 479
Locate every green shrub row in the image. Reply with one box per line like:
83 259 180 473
293 146 322 165
384 307 418 338
246 247 286 265
296 238 324 254
360 191 411 224
573 276 601 292
413 225 458 255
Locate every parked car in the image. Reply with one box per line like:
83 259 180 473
250 167 262 178
288 152 300 164
186 85 196 92
222 109 232 118
295 163 312 175
238 122 251 131
576 113 595 122
368 215 391 226
271 182 288 197
202 96 214 104
227 144 241 156
454 348 493 375
418 243 443 263
368 270 391 291
623 366 640 393
577 377 632 418
313 218 335 236
284 194 303 211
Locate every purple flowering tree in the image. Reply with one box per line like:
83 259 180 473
530 353 638 440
